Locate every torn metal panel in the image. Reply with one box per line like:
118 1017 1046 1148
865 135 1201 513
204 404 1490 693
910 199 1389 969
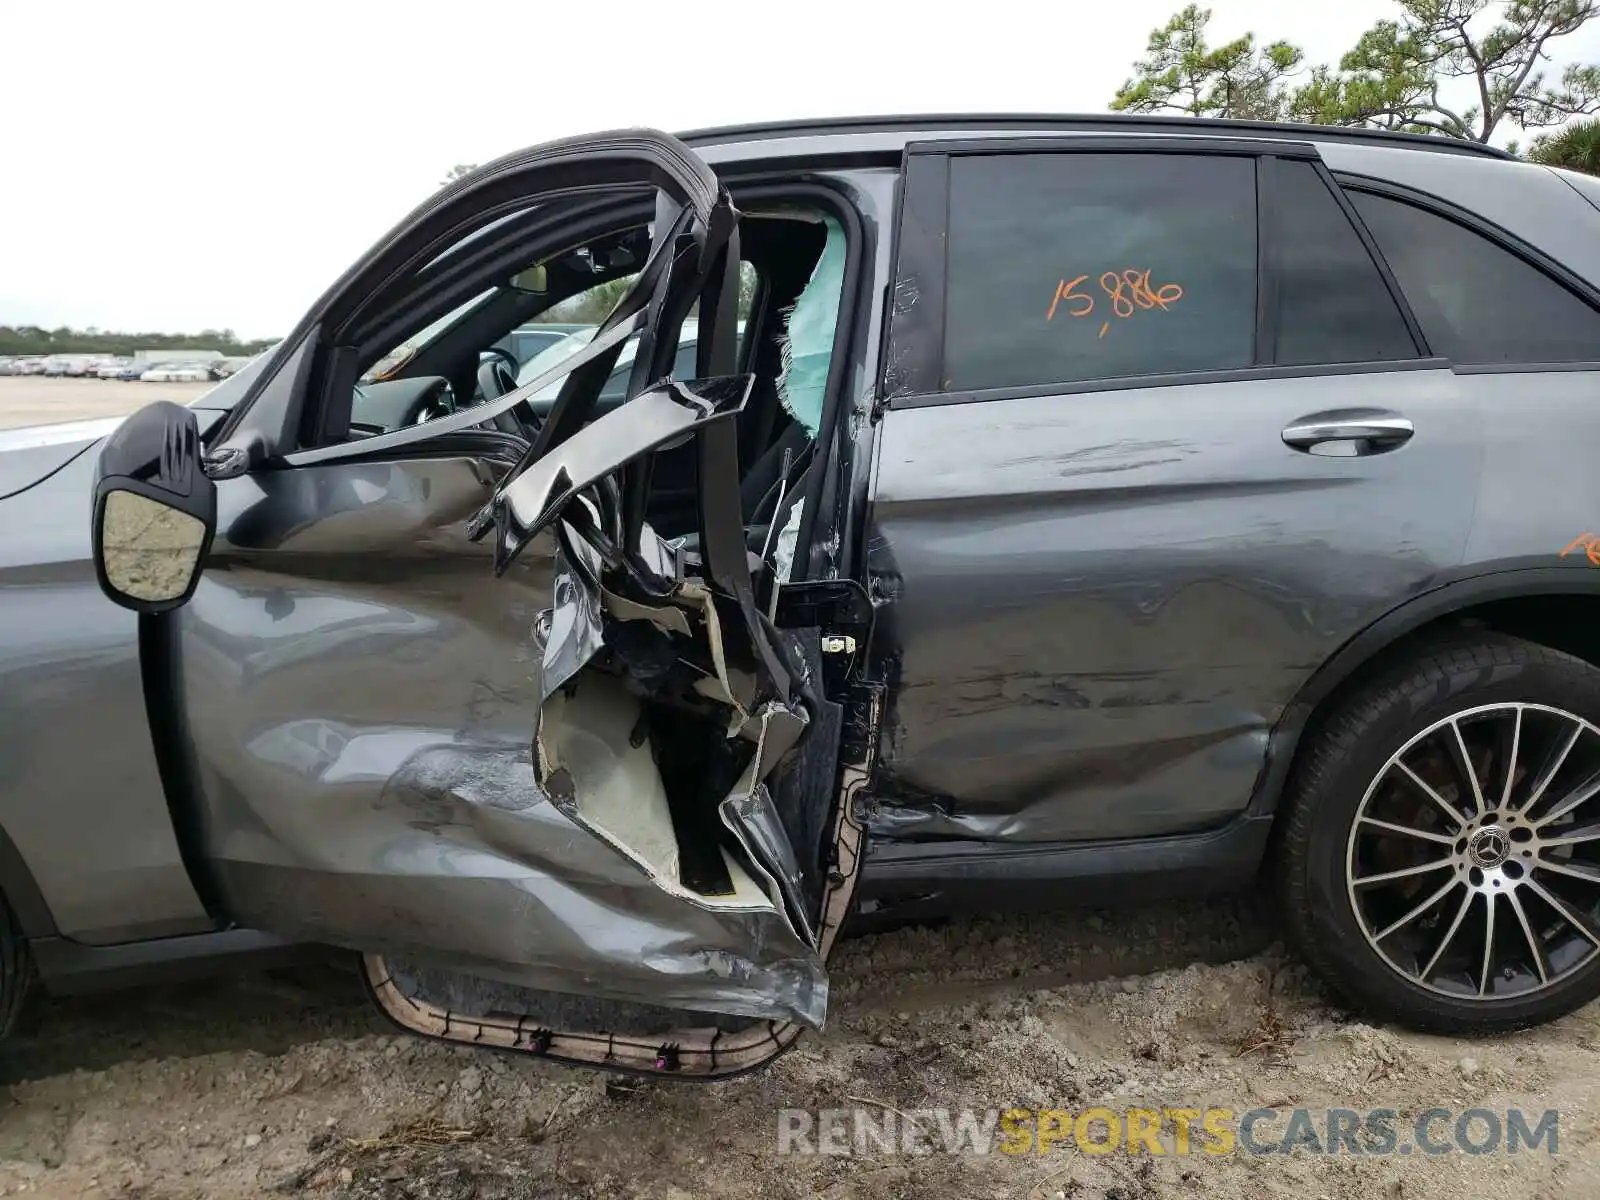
452 347 834 1028
354 741 824 1026
539 540 607 699
721 778 816 947
363 713 879 1078
175 444 840 1040
524 517 822 988
169 132 875 1075
173 413 877 1065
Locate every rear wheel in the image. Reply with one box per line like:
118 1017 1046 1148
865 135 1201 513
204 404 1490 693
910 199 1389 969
1279 634 1600 1033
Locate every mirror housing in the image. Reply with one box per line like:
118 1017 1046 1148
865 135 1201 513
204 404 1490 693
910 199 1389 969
90 401 217 615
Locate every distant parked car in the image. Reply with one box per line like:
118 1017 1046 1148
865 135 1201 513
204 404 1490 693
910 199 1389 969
95 360 133 380
511 320 744 413
139 363 211 383
13 358 47 376
501 322 592 368
0 359 15 377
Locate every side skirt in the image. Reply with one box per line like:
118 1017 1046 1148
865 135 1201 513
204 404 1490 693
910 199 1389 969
850 813 1274 927
30 928 303 995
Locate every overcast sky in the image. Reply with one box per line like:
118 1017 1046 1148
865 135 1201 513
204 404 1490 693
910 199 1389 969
4 0 1598 338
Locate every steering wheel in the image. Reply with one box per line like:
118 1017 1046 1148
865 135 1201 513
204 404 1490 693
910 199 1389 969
476 347 521 402
476 346 545 439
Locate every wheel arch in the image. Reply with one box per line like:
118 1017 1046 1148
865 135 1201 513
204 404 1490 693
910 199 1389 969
1251 567 1600 822
0 820 57 939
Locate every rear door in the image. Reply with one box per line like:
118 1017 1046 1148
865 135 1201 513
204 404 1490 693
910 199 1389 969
157 131 865 1076
865 136 1481 848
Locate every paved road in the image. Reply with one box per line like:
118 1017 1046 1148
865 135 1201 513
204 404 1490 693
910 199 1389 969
0 377 215 430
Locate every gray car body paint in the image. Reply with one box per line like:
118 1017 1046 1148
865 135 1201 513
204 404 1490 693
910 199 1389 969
173 442 824 1027
0 448 213 942
865 367 1482 842
5 120 1600 1027
162 131 835 1039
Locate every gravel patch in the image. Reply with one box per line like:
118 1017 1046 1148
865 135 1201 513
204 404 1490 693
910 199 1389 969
3 897 1597 1198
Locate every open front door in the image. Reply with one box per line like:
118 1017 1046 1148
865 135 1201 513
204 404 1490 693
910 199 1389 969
141 130 873 1076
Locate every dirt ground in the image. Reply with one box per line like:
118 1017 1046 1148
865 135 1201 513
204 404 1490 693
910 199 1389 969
0 377 213 430
2 375 1598 1198
2 896 1597 1200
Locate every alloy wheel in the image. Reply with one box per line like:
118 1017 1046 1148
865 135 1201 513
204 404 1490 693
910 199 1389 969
1347 701 1600 1000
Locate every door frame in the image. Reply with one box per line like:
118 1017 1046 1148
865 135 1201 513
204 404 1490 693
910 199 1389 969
148 134 890 1076
205 130 729 469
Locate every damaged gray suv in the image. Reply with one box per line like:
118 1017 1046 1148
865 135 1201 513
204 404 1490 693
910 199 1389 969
8 115 1600 1075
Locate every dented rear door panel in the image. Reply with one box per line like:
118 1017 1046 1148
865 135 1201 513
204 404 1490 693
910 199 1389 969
866 369 1480 843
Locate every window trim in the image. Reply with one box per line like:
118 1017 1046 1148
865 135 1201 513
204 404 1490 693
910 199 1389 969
886 356 1452 411
1255 151 1277 365
884 137 1436 410
762 180 869 582
1452 360 1600 375
881 150 948 398
904 134 1320 160
1335 172 1600 361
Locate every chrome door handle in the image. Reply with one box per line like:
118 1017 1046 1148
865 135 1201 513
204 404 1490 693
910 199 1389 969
1282 408 1414 455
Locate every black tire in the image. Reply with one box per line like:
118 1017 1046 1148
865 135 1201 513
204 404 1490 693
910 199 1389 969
1278 632 1600 1034
0 891 32 1042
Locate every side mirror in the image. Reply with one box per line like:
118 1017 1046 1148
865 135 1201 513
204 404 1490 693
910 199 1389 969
91 401 217 614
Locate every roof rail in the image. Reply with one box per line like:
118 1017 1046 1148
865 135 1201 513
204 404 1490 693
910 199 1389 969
677 112 1515 161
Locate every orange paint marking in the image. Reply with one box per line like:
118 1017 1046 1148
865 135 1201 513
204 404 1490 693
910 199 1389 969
1047 268 1184 336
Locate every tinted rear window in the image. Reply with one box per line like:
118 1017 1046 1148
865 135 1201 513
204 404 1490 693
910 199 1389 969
1349 190 1600 364
942 153 1258 392
1273 161 1416 366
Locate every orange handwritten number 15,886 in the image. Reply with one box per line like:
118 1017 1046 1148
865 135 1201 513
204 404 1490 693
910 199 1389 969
1046 269 1184 338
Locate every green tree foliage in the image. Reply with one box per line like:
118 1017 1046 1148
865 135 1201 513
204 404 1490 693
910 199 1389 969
1530 113 1600 168
0 326 277 358
1116 1 1600 143
530 263 761 324
1112 5 1304 119
1298 0 1600 140
535 276 638 323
